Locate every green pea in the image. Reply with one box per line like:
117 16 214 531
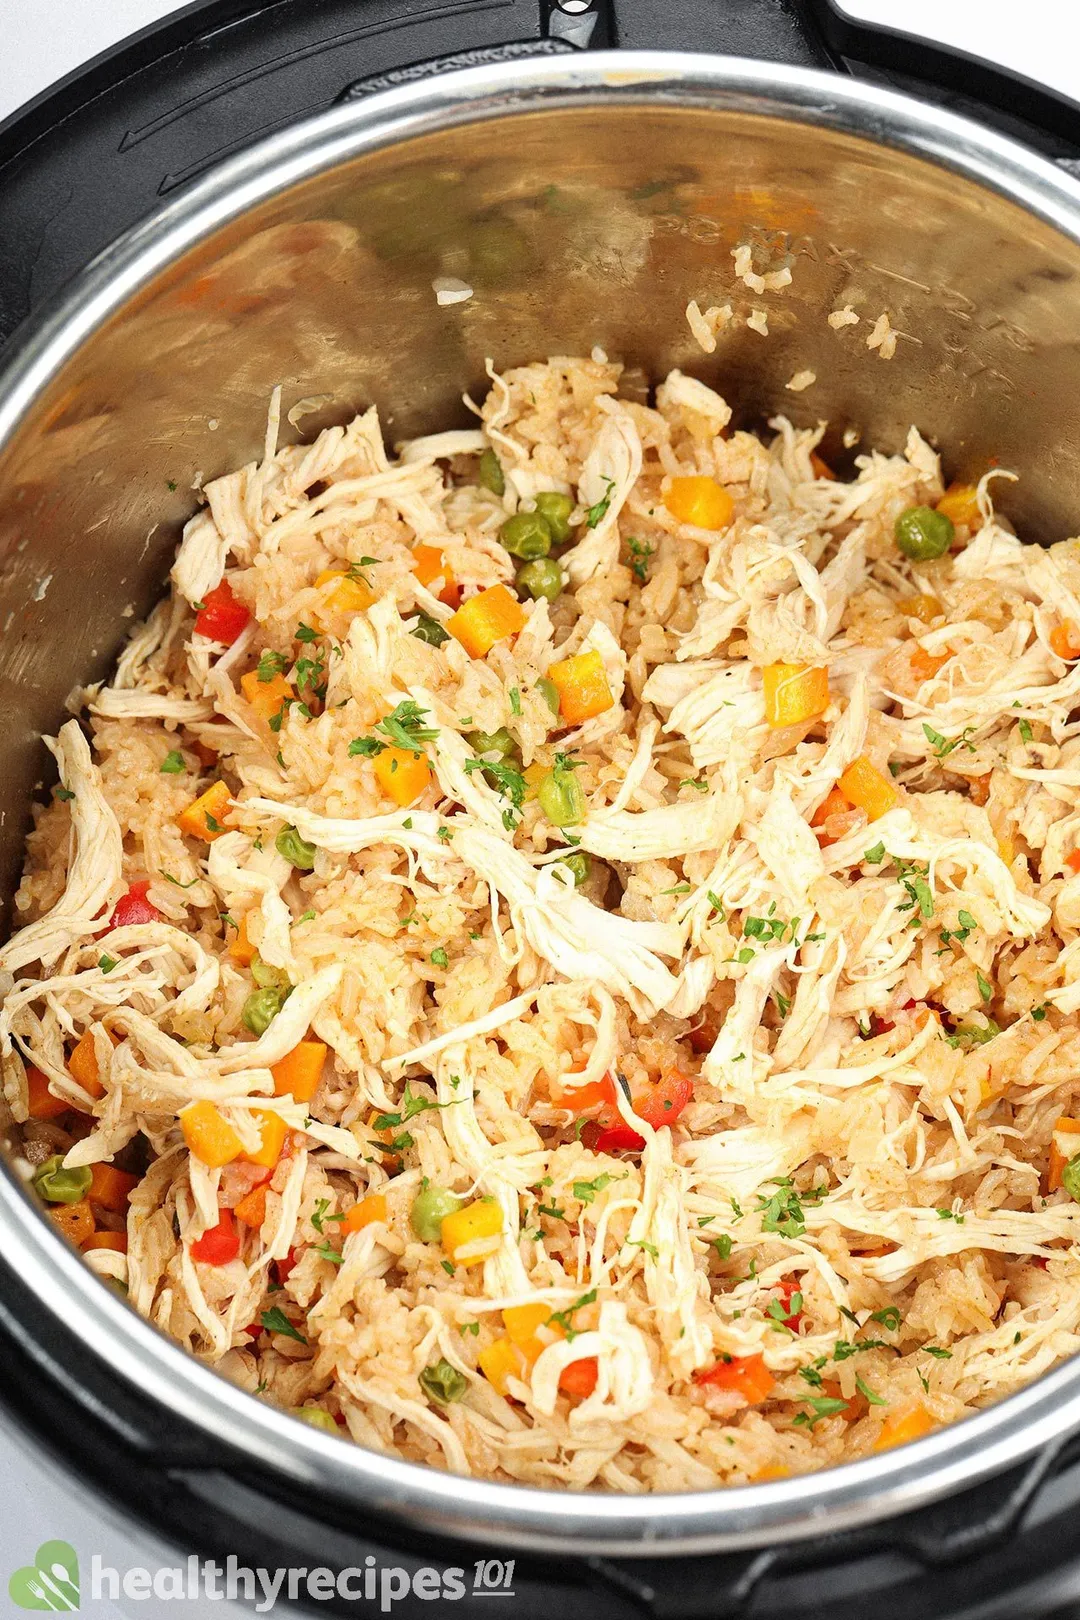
478 448 505 496
516 558 563 603
242 986 286 1036
32 1155 92 1205
538 762 585 828
894 505 954 561
412 613 449 647
251 954 290 992
536 676 560 716
534 491 574 545
468 727 519 763
275 825 316 870
293 1406 339 1433
500 511 552 561
419 1357 467 1405
1063 1154 1080 1204
556 851 590 887
410 1185 465 1242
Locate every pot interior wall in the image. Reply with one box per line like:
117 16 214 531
1 97 1079 917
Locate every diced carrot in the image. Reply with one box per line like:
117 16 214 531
762 663 829 728
1067 851 1080 875
243 1110 288 1171
478 1336 528 1396
447 584 525 658
809 452 835 482
240 669 293 722
87 1162 138 1212
25 1064 69 1120
874 1405 935 1450
411 545 460 608
549 1072 618 1112
1051 622 1080 661
910 645 950 683
176 778 231 841
82 1230 128 1253
753 1465 792 1481
315 567 373 615
341 1192 387 1234
272 1039 327 1103
936 482 981 529
229 912 257 965
181 1100 243 1168
693 1353 775 1403
546 649 615 726
68 1030 110 1099
373 744 430 807
811 786 851 829
897 595 943 626
559 1357 599 1399
664 475 735 530
234 1184 268 1228
837 756 898 822
51 1199 95 1246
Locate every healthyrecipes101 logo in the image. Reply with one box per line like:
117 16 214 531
9 1541 81 1611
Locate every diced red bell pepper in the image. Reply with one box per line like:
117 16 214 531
772 1278 804 1333
108 880 162 930
275 1246 300 1284
553 1074 618 1113
190 1209 240 1265
559 1357 599 1399
594 1121 647 1154
194 581 251 645
632 1072 693 1131
243 1322 264 1338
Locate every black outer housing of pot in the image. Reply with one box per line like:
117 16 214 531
3 3 1080 1617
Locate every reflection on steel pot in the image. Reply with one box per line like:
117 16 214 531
2 52 1080 1557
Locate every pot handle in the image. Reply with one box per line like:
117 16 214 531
338 37 577 104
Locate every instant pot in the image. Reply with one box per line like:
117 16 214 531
4 3 1080 1615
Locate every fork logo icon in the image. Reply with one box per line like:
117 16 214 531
9 1541 80 1611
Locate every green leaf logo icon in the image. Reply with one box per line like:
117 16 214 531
9 1541 80 1610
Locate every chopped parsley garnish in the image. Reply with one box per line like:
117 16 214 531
855 1374 887 1407
312 1241 344 1265
773 992 792 1018
372 1081 455 1131
936 1207 966 1223
509 687 521 716
260 1307 307 1343
755 1178 820 1241
430 947 449 968
464 755 526 819
870 1307 902 1331
257 649 288 683
160 750 185 774
679 778 709 793
1018 717 1033 743
627 1237 660 1259
922 721 976 759
538 1203 567 1221
1032 1004 1048 1022
794 1396 848 1428
573 1173 622 1205
376 700 439 755
766 1291 803 1333
348 736 383 757
55 787 75 802
712 1233 733 1261
295 622 319 643
923 1345 952 1359
976 969 993 1003
585 477 615 529
893 856 934 922
626 537 653 583
98 954 118 974
547 1289 597 1341
864 841 885 864
706 891 726 918
311 1198 345 1234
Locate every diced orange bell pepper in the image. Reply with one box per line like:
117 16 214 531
234 1183 268 1228
559 1357 599 1399
1051 622 1080 661
753 1465 793 1481
1068 850 1080 875
546 649 615 726
373 744 430 807
181 1100 243 1168
88 1162 138 1212
897 595 943 626
176 778 232 841
549 1072 618 1112
51 1199 95 1246
82 1230 128 1253
342 1192 387 1234
503 1302 553 1346
240 669 294 722
811 786 851 829
936 483 981 529
693 1353 775 1404
229 912 257 965
910 645 950 683
478 1336 529 1396
412 545 460 608
837 756 898 822
447 584 525 658
26 1064 69 1120
315 567 373 615
809 452 835 482
441 1197 504 1267
243 1109 288 1171
523 761 547 801
664 475 735 530
874 1405 935 1450
68 1029 114 1099
762 663 829 728
272 1039 327 1103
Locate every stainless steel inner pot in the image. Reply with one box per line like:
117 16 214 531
2 51 1080 1557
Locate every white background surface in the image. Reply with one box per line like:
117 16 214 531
1 0 1080 1613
